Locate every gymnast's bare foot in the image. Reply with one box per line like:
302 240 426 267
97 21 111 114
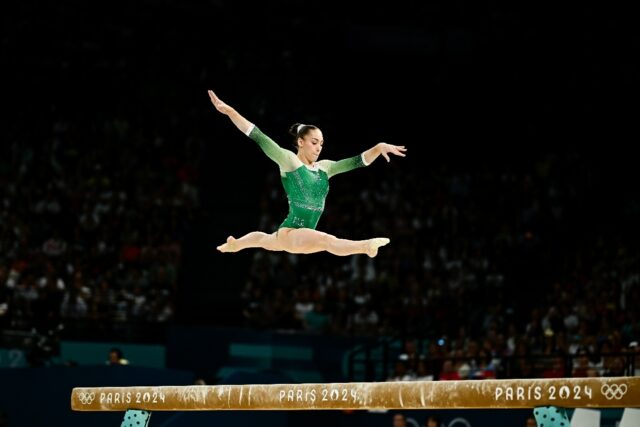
367 238 390 258
217 236 238 253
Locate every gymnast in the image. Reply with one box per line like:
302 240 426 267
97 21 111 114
208 90 406 257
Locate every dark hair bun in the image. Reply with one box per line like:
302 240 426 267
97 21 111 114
289 123 302 136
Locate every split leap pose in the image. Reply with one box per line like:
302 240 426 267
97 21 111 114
208 90 406 257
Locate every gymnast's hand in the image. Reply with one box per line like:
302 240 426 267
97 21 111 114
208 90 234 115
377 143 407 162
208 90 254 135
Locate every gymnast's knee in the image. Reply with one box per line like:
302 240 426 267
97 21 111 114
317 233 337 247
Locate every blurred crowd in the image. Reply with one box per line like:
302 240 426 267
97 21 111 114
0 114 201 334
2 1 212 337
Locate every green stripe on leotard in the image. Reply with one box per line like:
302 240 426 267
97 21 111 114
248 126 367 230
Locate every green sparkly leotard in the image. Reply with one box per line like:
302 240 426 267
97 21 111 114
247 125 368 230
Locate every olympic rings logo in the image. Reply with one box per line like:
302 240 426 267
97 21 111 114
600 384 627 400
78 392 95 405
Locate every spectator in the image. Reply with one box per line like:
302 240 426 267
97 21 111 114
415 359 434 381
542 356 566 378
425 415 442 427
352 304 379 335
439 360 460 381
388 360 413 382
106 348 129 365
392 413 406 427
304 302 330 333
572 348 597 377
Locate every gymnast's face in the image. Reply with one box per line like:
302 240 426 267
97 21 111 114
297 128 324 163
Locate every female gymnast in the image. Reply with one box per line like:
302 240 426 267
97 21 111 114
208 90 406 257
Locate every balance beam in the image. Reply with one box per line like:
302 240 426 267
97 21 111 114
72 377 640 412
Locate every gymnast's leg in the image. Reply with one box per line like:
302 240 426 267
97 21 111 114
217 231 282 253
277 228 390 257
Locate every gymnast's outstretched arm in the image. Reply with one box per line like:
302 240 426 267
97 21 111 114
319 143 407 179
208 90 298 172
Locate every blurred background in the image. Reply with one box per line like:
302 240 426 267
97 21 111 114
1 0 639 426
